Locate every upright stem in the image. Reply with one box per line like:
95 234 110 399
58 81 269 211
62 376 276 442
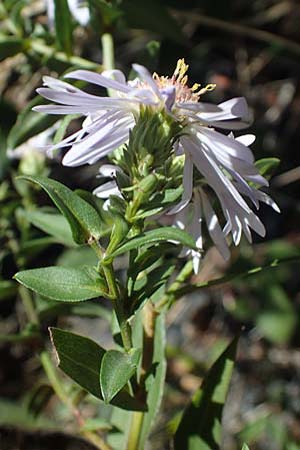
103 262 132 352
101 32 115 96
19 285 39 325
101 33 115 71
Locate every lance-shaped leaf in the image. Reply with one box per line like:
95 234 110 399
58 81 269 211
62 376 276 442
54 0 73 55
100 349 141 403
14 266 107 302
105 227 196 261
19 175 102 244
50 328 145 411
174 337 238 450
21 209 76 247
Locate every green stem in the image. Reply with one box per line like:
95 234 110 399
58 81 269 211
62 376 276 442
90 239 132 352
101 32 115 97
101 33 115 71
40 351 73 408
30 40 100 69
19 285 39 325
126 412 144 450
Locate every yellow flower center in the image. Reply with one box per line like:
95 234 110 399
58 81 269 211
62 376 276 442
153 58 216 103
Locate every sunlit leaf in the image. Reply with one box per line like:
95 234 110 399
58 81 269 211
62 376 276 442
14 266 107 302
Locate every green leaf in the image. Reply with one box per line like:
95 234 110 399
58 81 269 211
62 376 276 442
54 0 73 55
255 157 280 178
100 348 141 403
255 284 296 344
174 337 238 450
21 209 76 247
106 227 196 261
242 445 250 450
57 246 97 267
135 312 167 449
50 328 145 411
237 412 271 445
50 327 105 398
19 175 103 244
14 266 107 302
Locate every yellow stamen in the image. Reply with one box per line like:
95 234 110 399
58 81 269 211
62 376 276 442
191 83 200 92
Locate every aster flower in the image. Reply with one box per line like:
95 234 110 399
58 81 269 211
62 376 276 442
34 59 279 262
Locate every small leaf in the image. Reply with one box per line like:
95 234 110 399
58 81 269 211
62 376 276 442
100 348 141 403
53 0 73 55
19 175 103 244
242 445 250 450
14 266 107 302
106 227 196 261
50 328 144 411
50 327 106 398
255 157 280 178
21 209 76 247
174 337 238 450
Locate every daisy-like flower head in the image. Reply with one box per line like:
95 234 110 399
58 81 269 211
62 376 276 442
34 59 279 266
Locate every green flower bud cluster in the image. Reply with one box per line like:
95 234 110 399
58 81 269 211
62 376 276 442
111 107 184 224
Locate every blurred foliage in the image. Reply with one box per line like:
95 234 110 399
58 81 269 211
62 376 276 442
1 0 300 449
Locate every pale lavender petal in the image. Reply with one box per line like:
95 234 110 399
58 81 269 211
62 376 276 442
198 126 255 164
176 102 222 113
36 87 134 108
132 64 162 99
202 119 251 130
98 164 121 177
65 69 132 93
200 189 230 260
101 69 127 85
62 115 132 166
93 181 120 198
33 105 96 114
235 134 256 146
182 135 252 214
199 97 249 121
